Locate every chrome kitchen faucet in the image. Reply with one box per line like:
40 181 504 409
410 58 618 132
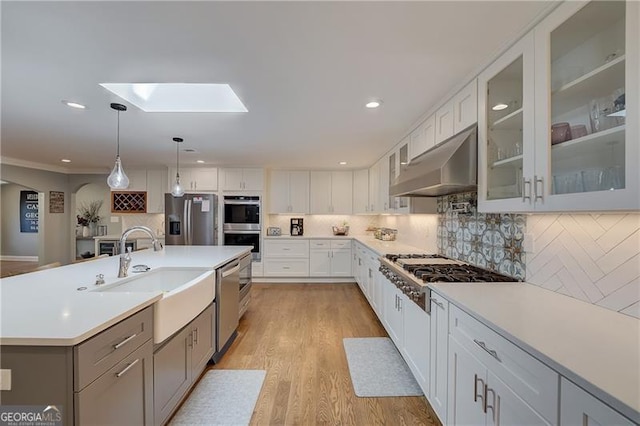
118 226 163 278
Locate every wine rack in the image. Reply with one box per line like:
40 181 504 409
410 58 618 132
111 191 147 213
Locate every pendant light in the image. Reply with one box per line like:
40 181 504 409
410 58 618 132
171 137 185 197
106 103 130 189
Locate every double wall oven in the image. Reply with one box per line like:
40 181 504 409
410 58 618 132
223 195 261 261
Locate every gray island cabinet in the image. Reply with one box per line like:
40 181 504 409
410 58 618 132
0 302 216 426
1 306 154 425
153 302 215 426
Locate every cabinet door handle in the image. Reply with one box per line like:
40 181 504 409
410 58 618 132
522 177 531 203
327 251 330 258
474 374 484 404
485 386 496 422
116 358 139 378
473 339 501 362
534 175 544 202
429 297 444 309
113 333 137 350
395 294 398 310
193 328 198 345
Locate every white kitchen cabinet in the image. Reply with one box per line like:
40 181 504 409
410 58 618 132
436 99 455 144
368 161 380 212
560 377 634 426
263 239 309 277
309 239 352 277
479 1 638 212
221 168 263 191
390 139 410 213
170 167 218 192
449 304 558 423
429 291 449 424
478 31 536 212
377 157 391 213
353 169 370 213
453 79 478 134
382 277 403 348
410 114 436 160
402 296 430 396
146 169 167 213
309 171 353 214
126 168 148 191
268 170 309 214
448 337 551 426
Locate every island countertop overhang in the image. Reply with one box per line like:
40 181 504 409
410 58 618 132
0 245 252 346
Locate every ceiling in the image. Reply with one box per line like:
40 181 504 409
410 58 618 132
1 1 552 173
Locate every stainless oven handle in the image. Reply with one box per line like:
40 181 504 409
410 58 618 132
224 200 260 205
223 230 261 235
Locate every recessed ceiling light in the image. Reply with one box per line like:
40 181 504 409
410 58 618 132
339 161 347 165
365 100 382 109
99 83 248 113
61 159 71 163
62 100 86 109
196 160 205 164
492 103 509 111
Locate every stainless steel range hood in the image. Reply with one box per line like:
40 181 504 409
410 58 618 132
390 126 477 197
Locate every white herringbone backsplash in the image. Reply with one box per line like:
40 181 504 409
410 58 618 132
526 213 640 318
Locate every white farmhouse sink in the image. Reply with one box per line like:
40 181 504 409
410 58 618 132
96 267 215 343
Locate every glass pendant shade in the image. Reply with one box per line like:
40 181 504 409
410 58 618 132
171 136 185 197
107 156 129 189
107 103 129 190
171 174 185 197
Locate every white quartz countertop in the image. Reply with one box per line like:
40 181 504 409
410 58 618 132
93 234 166 240
431 282 640 423
0 246 251 346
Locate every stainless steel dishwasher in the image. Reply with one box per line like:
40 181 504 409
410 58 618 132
213 253 251 362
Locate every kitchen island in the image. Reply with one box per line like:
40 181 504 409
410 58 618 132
0 245 252 425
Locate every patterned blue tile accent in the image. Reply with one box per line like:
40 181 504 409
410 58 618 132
436 192 526 280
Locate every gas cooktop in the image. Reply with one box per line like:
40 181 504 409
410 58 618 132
379 253 517 312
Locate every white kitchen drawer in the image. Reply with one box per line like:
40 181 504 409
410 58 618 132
264 240 309 258
331 240 351 249
449 304 558 423
310 240 331 249
264 259 309 277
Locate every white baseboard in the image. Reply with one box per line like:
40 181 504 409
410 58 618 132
0 255 38 262
252 277 356 284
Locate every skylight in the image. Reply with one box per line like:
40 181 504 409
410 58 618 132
99 83 248 113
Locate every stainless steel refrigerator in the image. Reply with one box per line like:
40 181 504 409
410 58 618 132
165 193 218 245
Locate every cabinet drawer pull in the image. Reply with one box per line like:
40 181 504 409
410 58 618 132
522 177 531 202
534 175 544 202
485 386 496 421
282 248 291 251
282 266 290 270
429 297 444 309
473 339 501 362
115 358 139 378
474 374 484 404
113 333 138 350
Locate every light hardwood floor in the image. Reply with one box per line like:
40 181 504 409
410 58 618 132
210 283 440 426
0 260 39 278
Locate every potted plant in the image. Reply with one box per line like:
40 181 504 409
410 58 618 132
77 200 103 237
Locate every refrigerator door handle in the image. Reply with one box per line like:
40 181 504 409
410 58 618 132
183 199 189 245
187 199 193 245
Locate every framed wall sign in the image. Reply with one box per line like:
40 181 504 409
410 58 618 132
49 191 64 213
20 190 38 233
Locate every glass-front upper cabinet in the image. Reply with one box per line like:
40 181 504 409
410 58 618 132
478 32 536 212
534 0 638 211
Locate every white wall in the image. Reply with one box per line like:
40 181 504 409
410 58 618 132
0 183 38 257
0 164 71 265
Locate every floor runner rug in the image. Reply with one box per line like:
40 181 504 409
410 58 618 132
343 337 423 397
